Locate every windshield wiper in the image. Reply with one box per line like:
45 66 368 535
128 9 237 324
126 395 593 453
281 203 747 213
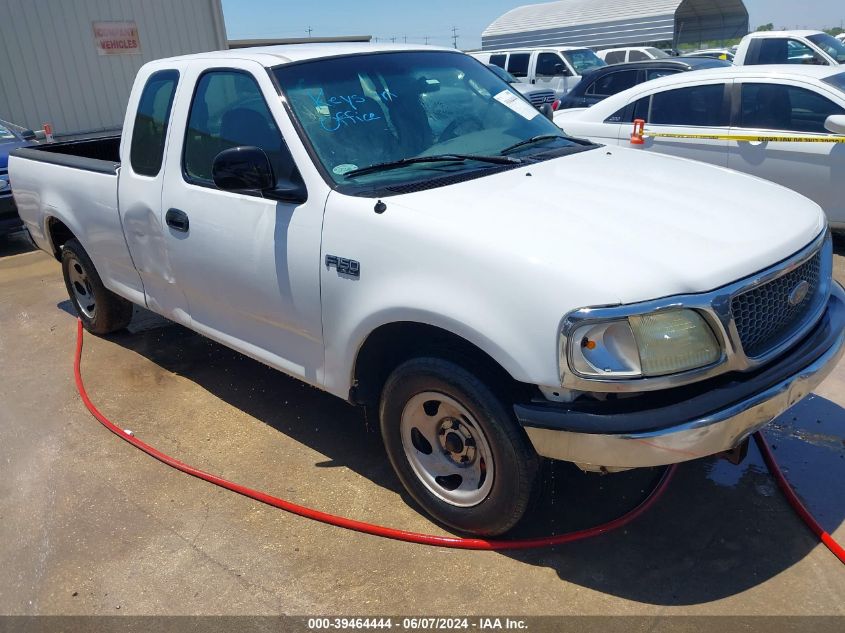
499 134 566 155
344 153 521 178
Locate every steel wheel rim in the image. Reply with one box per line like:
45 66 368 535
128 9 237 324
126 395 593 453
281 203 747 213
399 391 495 508
67 256 96 319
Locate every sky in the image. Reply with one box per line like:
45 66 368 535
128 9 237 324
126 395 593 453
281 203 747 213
220 0 845 50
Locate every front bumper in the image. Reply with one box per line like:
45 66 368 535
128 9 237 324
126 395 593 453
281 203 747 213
517 282 845 469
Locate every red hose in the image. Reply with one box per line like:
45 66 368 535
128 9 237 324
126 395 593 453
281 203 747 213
72 319 674 550
754 433 845 564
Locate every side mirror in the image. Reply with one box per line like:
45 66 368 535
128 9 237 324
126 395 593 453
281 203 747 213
213 146 275 193
554 63 571 77
825 114 845 135
540 103 554 121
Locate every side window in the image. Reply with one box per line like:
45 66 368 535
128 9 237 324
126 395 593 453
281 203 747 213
183 70 298 188
535 52 564 77
786 39 824 64
130 70 179 177
489 54 507 69
604 96 649 123
586 70 639 97
740 83 845 133
650 84 727 126
605 51 626 65
753 38 825 65
506 53 530 78
629 50 649 62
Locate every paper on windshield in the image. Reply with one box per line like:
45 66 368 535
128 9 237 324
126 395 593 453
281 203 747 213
493 90 539 121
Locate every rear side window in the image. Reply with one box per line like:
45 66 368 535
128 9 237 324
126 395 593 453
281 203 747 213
650 84 728 126
629 50 649 61
604 51 625 64
489 54 506 69
507 53 530 78
740 83 845 133
586 70 639 97
183 70 299 187
130 70 179 177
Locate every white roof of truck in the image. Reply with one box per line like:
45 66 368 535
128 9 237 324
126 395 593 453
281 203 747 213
743 30 824 39
155 43 453 68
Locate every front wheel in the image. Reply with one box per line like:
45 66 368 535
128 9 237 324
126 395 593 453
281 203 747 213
61 238 133 334
379 357 539 536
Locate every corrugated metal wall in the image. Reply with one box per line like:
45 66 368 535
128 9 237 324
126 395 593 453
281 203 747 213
0 0 227 136
481 0 748 50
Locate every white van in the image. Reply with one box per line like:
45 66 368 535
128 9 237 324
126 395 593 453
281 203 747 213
597 47 672 64
471 47 606 98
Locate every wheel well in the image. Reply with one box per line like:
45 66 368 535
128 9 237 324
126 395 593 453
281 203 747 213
351 322 529 408
46 218 75 260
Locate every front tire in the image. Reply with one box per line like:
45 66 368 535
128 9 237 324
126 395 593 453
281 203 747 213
379 357 539 536
61 238 132 334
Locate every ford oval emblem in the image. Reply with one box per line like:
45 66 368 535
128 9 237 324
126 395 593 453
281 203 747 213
788 280 810 307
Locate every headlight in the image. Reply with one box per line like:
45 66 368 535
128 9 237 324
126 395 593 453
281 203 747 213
564 309 721 380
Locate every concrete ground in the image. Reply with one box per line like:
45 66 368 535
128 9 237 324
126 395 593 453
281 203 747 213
0 231 844 616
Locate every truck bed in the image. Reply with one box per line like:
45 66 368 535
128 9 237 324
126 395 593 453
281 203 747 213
11 136 120 174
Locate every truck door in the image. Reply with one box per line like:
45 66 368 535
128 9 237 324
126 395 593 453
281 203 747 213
118 65 192 324
532 51 572 98
160 61 325 384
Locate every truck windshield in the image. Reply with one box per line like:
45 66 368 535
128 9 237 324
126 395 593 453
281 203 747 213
807 33 845 63
561 49 606 73
273 51 589 191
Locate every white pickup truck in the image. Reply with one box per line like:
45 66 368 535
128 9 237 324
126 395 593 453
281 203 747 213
10 44 845 535
735 30 845 66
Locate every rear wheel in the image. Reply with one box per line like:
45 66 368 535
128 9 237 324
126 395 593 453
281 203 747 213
61 238 132 334
380 357 539 536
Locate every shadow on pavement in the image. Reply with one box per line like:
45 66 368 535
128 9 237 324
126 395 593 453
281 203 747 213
0 231 36 257
78 306 845 606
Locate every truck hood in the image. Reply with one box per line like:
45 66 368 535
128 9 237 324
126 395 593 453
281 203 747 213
388 146 826 305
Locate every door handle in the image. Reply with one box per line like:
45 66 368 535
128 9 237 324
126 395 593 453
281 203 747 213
166 208 189 232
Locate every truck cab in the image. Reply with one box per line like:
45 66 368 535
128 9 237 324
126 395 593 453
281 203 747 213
735 30 845 67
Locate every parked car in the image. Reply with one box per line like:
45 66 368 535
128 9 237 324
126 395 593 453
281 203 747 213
597 46 671 64
556 57 731 110
486 64 556 109
682 48 736 62
472 47 606 97
735 30 845 66
10 44 844 535
553 65 845 229
0 119 38 237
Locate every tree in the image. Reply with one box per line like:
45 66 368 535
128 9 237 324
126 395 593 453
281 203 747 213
756 23 774 32
825 27 844 36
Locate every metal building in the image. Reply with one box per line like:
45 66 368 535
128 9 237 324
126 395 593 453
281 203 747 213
0 0 227 137
481 0 749 51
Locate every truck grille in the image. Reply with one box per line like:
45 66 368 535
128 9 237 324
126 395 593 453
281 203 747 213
527 91 555 107
731 250 822 358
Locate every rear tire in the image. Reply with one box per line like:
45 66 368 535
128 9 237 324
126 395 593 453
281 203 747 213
379 357 539 536
61 238 132 334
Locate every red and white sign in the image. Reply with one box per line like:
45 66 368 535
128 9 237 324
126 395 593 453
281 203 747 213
93 21 141 55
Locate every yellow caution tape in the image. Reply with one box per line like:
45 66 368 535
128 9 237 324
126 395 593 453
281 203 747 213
642 130 845 143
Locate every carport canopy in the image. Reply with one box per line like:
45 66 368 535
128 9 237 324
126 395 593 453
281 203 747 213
481 0 750 50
